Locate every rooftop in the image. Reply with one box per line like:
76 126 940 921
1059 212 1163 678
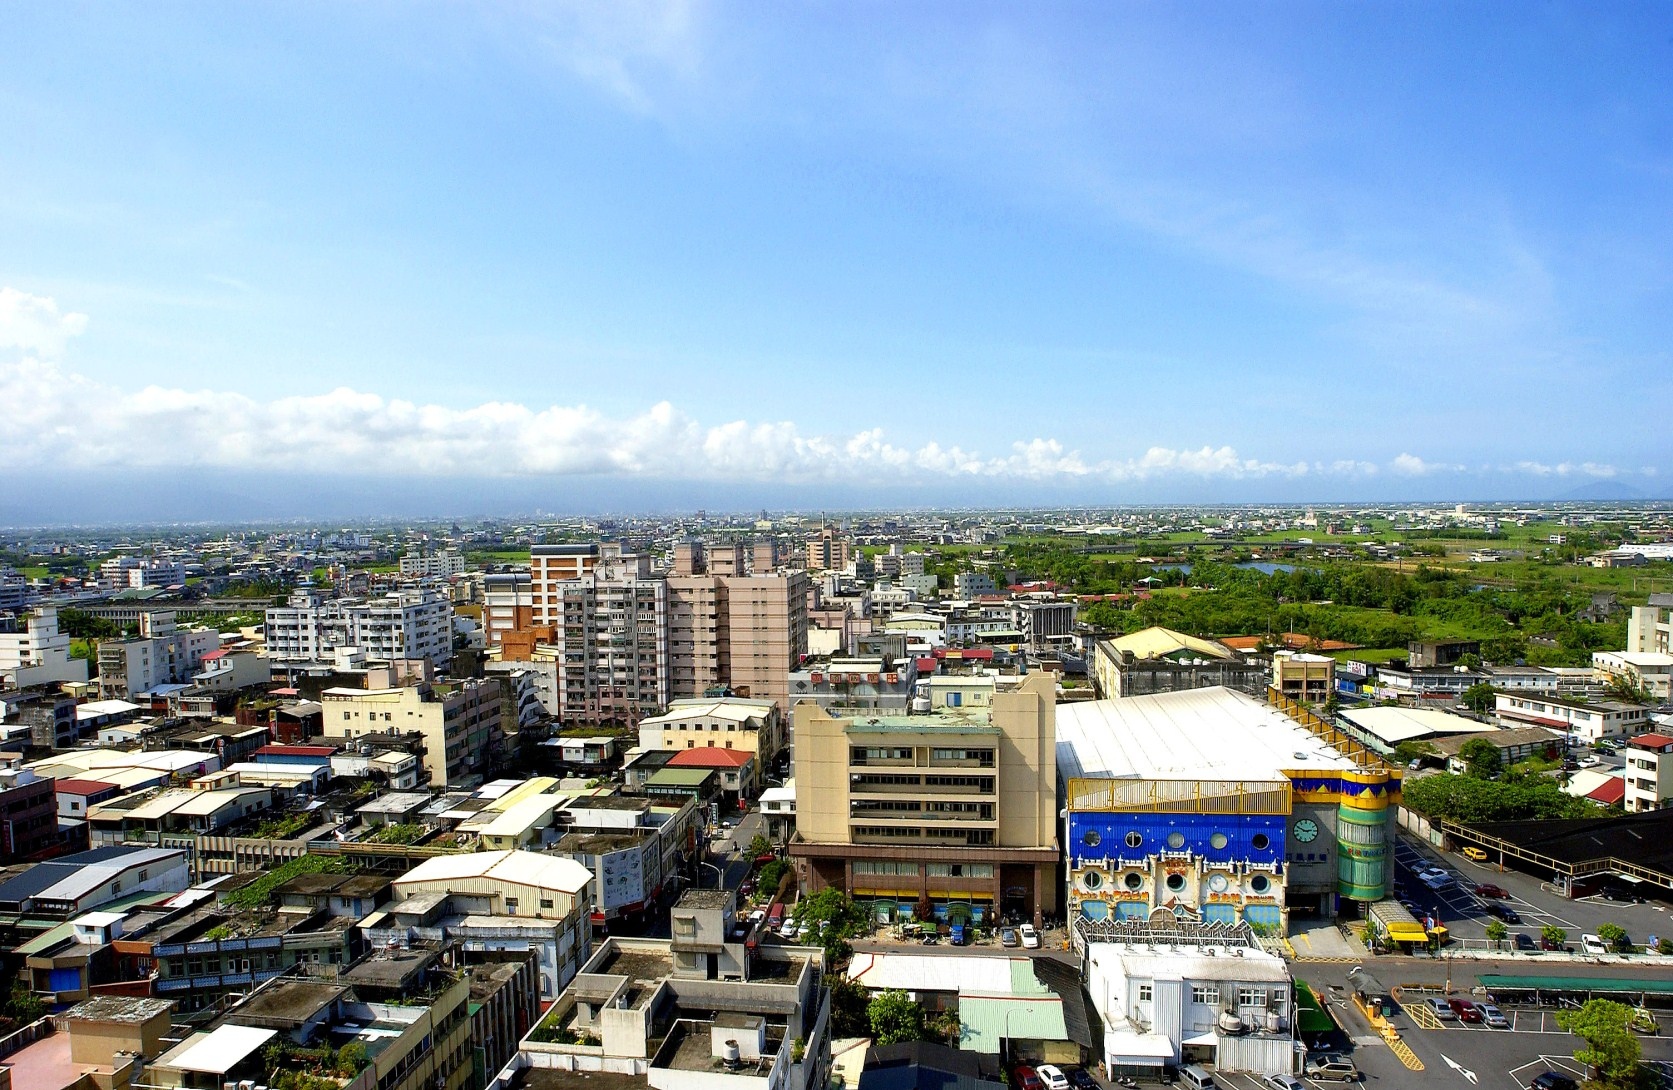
676 889 733 911
1057 687 1358 782
1337 706 1502 745
229 980 346 1027
65 995 171 1023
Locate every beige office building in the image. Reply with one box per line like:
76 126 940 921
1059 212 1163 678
789 671 1059 926
667 541 809 712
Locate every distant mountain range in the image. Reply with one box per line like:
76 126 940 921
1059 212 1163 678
1555 480 1649 501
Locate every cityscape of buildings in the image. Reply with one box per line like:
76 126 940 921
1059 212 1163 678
0 502 1669 1090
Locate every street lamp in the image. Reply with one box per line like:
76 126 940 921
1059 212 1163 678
698 861 723 890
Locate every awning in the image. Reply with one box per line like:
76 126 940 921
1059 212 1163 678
1182 1031 1220 1047
1385 922 1430 942
1105 1027 1175 1064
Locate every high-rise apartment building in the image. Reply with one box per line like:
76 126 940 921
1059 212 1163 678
482 572 532 648
666 541 809 711
514 544 669 727
805 527 852 572
264 588 453 671
788 671 1060 926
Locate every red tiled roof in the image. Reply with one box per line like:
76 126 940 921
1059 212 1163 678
667 747 753 769
255 744 338 757
200 649 230 660
1631 733 1673 750
54 778 118 795
1586 778 1626 805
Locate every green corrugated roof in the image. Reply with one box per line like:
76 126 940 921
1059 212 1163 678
1477 974 1673 996
958 994 1068 1052
17 920 78 955
645 767 715 787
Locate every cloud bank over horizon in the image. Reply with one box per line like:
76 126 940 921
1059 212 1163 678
0 287 1656 503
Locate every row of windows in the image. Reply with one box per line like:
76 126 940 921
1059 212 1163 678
1078 870 1273 895
1084 829 1271 852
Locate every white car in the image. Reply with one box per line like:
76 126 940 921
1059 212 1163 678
1020 923 1041 949
1037 1065 1070 1090
1581 933 1608 955
1578 756 1602 768
1266 1075 1306 1090
779 919 798 938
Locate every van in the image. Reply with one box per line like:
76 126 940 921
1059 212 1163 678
1181 1065 1216 1090
767 902 785 930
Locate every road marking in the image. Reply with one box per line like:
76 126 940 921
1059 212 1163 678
1442 1054 1479 1084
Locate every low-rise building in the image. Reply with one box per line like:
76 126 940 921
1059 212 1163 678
636 697 784 766
0 605 90 689
1593 650 1673 700
321 677 500 789
1271 652 1334 704
1092 628 1265 700
1494 693 1649 743
97 610 220 699
1624 733 1673 814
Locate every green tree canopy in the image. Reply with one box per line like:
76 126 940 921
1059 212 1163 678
868 990 928 1046
1461 682 1497 714
1555 1000 1643 1090
1401 773 1597 823
1459 738 1505 779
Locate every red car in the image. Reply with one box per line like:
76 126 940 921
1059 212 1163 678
1449 999 1483 1024
1014 1066 1044 1090
1474 883 1509 898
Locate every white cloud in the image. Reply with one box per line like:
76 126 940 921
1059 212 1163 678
1506 460 1620 479
1390 452 1465 476
0 288 89 357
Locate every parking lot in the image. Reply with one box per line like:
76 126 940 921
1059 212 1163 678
1392 832 1673 949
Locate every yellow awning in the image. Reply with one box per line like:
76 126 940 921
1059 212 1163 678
1386 923 1430 941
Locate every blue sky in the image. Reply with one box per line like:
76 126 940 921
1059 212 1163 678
1 2 1670 513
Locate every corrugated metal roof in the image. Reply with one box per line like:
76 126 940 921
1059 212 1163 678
162 1024 276 1074
958 994 1068 1051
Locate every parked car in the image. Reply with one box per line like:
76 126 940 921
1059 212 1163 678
1578 755 1602 768
1000 927 1020 948
1450 998 1483 1024
1529 1073 1579 1090
1473 882 1509 898
1065 1069 1098 1090
1265 1075 1307 1090
1424 997 1458 1021
1514 933 1536 951
1307 1056 1361 1081
1020 923 1041 949
1037 1066 1070 1090
1014 1065 1044 1090
1582 933 1609 956
1540 935 1567 951
1486 903 1523 923
1481 1004 1509 1029
779 919 797 938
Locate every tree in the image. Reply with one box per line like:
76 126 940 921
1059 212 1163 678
748 835 774 859
1461 682 1497 714
1542 926 1568 948
1459 738 1504 780
828 977 870 1038
868 990 928 1046
1485 920 1509 948
1556 1000 1643 1090
1393 740 1438 766
1597 922 1630 952
4 978 44 1025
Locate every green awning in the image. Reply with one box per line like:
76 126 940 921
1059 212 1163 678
1477 974 1673 996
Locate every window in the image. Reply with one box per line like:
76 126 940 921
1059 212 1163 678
1251 833 1270 850
504 897 519 911
344 711 351 720
1192 985 1220 1005
1123 872 1143 891
1125 831 1143 849
1083 830 1101 848
1250 875 1271 894
1138 984 1153 1002
1081 870 1103 891
1238 987 1267 1007
1167 831 1186 849
1166 873 1186 892
540 899 554 909
1210 832 1228 849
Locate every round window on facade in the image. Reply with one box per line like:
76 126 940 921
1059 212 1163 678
1123 871 1143 891
1251 875 1271 894
1165 873 1186 892
1208 874 1229 894
1082 870 1103 891
1167 831 1186 849
1125 831 1143 849
1083 830 1101 848
1252 833 1270 850
1210 832 1228 850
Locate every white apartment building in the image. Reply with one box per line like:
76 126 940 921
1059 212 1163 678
96 611 219 699
1494 692 1648 743
0 606 90 689
482 572 532 648
1628 600 1673 654
399 549 467 577
1593 650 1673 700
1624 733 1673 813
0 569 28 611
264 587 454 671
98 557 186 591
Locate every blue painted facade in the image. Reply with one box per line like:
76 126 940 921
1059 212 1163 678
1067 811 1286 868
